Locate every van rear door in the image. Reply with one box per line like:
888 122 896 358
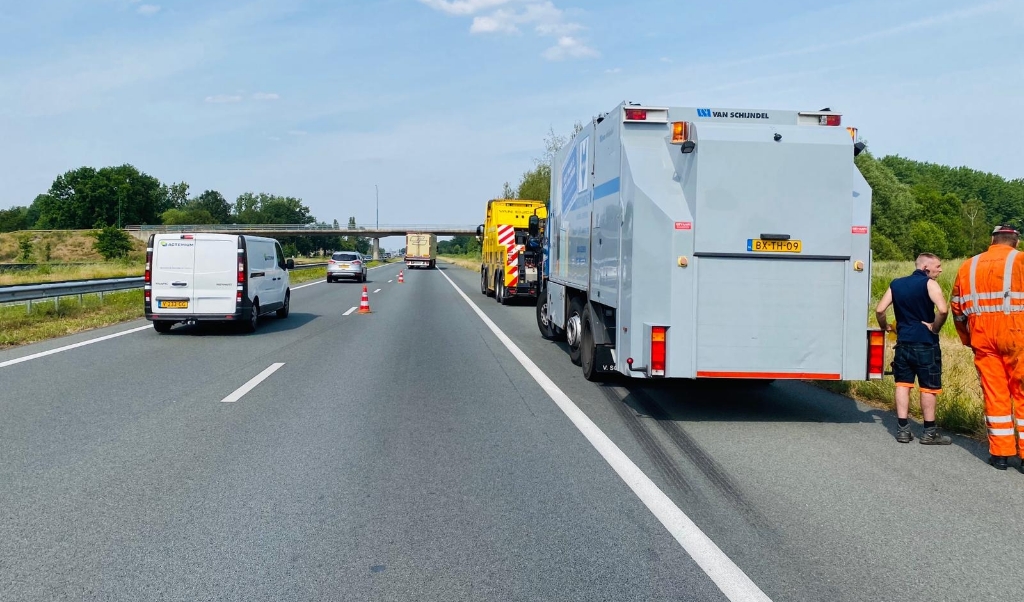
194 234 238 315
151 234 196 316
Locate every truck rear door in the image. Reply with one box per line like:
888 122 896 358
193 234 237 315
151 235 196 316
691 123 853 378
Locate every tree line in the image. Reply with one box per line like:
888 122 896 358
0 164 371 257
491 127 1024 262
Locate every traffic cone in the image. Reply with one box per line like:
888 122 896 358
358 285 371 314
398 270 404 284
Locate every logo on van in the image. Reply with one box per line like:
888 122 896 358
697 108 712 117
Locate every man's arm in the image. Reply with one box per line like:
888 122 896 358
923 279 948 333
950 274 971 346
875 287 893 331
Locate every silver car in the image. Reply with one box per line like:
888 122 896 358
327 252 367 283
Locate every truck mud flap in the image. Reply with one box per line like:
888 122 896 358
594 345 616 373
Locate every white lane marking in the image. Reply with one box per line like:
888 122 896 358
388 280 393 283
373 288 382 293
221 363 285 403
437 270 771 602
293 280 324 290
0 325 151 369
343 306 357 316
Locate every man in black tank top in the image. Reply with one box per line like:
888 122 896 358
875 253 952 445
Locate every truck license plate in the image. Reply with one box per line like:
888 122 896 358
746 239 802 253
158 300 189 309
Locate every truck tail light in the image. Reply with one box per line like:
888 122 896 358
625 108 647 121
820 115 841 126
670 121 690 144
868 329 885 380
651 326 667 377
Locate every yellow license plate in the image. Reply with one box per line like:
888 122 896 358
747 239 802 253
158 300 189 309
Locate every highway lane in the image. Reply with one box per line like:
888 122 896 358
1 261 726 601
440 262 1021 602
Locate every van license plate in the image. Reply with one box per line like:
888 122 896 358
747 239 802 253
158 300 189 309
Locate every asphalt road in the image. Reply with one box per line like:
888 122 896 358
1 261 1021 601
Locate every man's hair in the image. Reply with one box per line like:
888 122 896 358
915 253 939 268
993 232 1020 246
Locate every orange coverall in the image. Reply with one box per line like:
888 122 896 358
951 244 1024 458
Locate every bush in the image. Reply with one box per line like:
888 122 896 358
93 226 134 260
18 235 33 261
282 243 299 258
871 232 905 260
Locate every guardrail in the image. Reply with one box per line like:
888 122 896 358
0 263 328 310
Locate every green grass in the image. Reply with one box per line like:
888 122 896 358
0 290 145 349
0 261 143 286
438 254 481 272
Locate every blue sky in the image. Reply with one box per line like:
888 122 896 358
1 0 1021 245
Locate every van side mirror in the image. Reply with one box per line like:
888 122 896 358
286 258 295 270
528 215 539 237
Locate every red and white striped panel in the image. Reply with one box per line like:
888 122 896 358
496 224 515 248
506 245 520 288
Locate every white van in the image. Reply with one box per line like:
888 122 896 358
145 233 294 333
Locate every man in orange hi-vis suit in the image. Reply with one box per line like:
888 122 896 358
951 224 1024 471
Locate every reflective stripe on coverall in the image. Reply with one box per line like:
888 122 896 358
951 246 1024 458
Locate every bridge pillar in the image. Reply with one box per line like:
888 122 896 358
371 238 380 261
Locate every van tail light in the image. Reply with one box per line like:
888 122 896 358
868 329 885 380
236 290 243 304
144 248 152 304
238 261 245 283
651 326 667 377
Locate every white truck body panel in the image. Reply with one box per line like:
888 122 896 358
546 102 873 380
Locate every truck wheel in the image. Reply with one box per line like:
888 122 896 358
153 320 173 334
276 291 290 319
567 297 585 366
480 269 488 295
537 292 557 340
244 301 259 333
496 278 506 304
581 311 604 382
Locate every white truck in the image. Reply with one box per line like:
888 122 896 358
405 233 437 269
537 101 885 382
145 233 293 333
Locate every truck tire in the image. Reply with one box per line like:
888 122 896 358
536 290 558 340
153 320 173 333
497 278 509 305
581 311 604 382
567 297 585 366
480 269 488 295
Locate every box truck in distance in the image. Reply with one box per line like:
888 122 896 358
405 233 437 269
537 101 884 383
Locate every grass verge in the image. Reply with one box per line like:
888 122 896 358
0 261 143 286
0 290 144 349
438 255 481 272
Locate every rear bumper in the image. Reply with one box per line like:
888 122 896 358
406 259 432 267
327 270 364 278
146 311 248 322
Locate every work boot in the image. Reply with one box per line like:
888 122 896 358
990 455 1009 470
919 427 952 445
895 424 913 443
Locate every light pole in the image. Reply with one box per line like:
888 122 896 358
375 184 379 229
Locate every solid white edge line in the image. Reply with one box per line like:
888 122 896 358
221 362 285 403
343 307 357 316
0 325 152 369
373 288 382 293
437 269 772 602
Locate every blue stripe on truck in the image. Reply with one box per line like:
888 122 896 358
593 177 620 200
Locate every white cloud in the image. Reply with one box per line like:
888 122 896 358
137 4 161 15
204 94 243 103
417 0 515 16
252 92 280 100
542 36 598 60
604 67 621 74
269 136 282 141
423 0 596 59
287 129 308 136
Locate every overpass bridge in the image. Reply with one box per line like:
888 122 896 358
126 224 480 259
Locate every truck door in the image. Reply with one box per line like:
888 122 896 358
150 235 196 316
193 234 237 315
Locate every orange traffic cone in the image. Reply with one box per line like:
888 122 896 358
358 285 371 314
398 270 404 284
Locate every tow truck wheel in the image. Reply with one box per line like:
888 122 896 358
497 279 509 305
480 269 487 295
581 311 603 381
567 297 584 366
